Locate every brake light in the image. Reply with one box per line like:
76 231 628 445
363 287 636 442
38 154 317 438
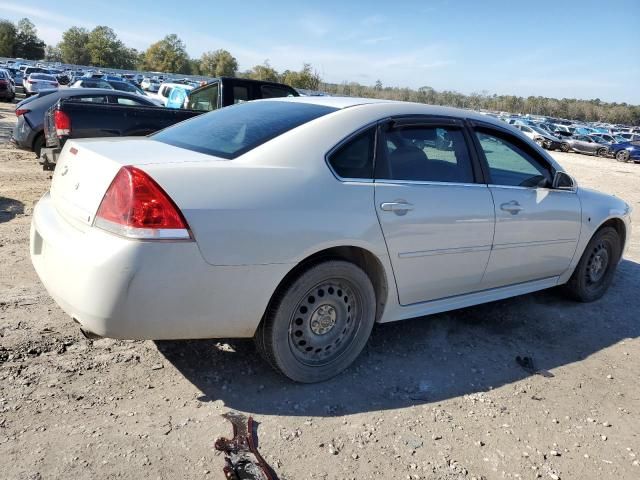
28 80 35 84
54 110 71 136
15 108 30 116
94 166 191 240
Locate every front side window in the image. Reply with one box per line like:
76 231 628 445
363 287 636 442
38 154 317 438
71 95 108 103
328 128 375 179
114 96 148 106
380 125 474 183
475 129 551 188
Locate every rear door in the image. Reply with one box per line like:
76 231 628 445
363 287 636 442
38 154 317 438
374 117 495 305
470 124 580 288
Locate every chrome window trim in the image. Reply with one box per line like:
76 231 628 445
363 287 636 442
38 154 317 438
375 179 488 188
487 184 578 193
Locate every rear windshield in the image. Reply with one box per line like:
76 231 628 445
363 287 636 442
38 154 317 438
152 101 337 159
32 74 56 81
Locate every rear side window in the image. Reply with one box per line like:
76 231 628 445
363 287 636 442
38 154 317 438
328 128 375 179
153 101 337 159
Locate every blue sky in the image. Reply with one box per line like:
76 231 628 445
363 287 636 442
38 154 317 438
1 0 639 103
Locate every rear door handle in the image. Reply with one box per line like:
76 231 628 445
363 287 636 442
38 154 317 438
500 200 523 214
380 201 414 214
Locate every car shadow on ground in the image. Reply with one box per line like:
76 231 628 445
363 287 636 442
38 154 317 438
156 258 640 417
0 196 24 223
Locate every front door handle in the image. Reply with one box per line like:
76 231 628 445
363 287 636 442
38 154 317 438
500 200 523 214
380 201 414 214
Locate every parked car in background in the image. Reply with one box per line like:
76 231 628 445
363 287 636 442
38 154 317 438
514 124 565 150
185 77 298 111
103 79 163 105
610 142 640 163
565 135 609 156
30 97 631 383
24 73 59 97
149 82 193 107
11 89 158 159
21 66 47 87
0 69 16 102
618 132 640 142
140 77 161 92
589 133 629 144
40 98 201 168
71 78 114 89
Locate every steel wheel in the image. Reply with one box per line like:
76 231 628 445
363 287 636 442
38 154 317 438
563 227 621 302
256 260 377 383
288 279 362 366
616 150 630 162
596 148 607 157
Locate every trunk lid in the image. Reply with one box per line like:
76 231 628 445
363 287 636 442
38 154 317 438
50 137 226 230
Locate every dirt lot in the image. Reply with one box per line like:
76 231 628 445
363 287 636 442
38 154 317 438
0 98 638 480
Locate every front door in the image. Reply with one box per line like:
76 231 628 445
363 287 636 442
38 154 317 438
471 126 581 289
375 119 495 306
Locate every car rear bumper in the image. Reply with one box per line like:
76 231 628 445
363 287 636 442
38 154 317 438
30 192 292 340
39 147 60 168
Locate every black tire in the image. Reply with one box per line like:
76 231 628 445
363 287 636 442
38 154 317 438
535 138 545 148
33 134 45 158
616 150 630 162
255 260 376 383
563 227 621 302
561 143 570 152
596 148 608 157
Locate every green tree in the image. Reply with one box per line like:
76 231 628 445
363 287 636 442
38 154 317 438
87 26 119 67
45 45 62 62
189 58 202 76
13 18 45 59
142 34 190 73
58 27 90 65
247 60 279 82
0 20 17 57
282 63 321 90
200 49 238 77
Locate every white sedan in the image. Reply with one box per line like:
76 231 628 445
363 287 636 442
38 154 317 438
30 97 631 382
24 73 59 97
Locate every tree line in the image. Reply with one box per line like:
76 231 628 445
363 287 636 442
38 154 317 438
0 17 638 125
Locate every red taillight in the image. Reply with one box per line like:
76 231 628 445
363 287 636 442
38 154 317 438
0 79 7 86
28 80 35 84
54 110 71 136
95 166 191 240
15 108 30 116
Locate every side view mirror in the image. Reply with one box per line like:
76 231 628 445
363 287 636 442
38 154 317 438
552 171 576 190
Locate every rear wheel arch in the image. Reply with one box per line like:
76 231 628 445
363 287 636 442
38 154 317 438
262 245 389 327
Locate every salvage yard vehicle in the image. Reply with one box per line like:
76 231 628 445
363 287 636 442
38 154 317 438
24 73 59 97
610 141 640 163
565 135 609 156
30 97 631 383
185 77 298 111
513 124 565 150
39 98 201 167
0 69 16 102
11 89 158 159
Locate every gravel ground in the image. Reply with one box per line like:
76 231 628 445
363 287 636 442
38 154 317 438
0 98 638 480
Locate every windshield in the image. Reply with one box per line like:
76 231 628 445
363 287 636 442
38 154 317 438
153 101 337 159
530 126 549 135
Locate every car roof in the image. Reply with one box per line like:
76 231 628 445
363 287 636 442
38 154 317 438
261 95 508 125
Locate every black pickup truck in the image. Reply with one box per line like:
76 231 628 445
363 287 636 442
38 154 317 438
41 101 201 168
40 77 299 169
